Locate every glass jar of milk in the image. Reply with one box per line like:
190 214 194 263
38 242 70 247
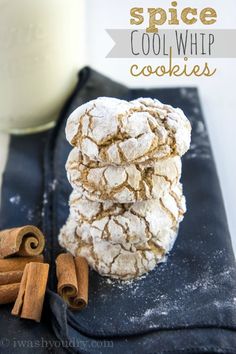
0 0 85 134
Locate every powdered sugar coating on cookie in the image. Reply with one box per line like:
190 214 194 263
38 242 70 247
59 185 186 280
66 147 182 203
65 97 191 165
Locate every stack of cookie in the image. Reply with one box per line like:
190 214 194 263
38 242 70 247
59 97 191 280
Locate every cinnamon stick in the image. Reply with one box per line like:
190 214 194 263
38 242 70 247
56 253 89 310
0 225 45 258
0 255 44 273
0 283 20 304
12 262 49 322
0 270 23 285
56 253 78 298
74 256 89 309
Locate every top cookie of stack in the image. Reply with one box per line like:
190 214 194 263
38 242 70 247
66 97 191 166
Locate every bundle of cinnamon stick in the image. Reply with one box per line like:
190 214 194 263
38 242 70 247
56 253 89 310
0 226 49 322
0 225 89 322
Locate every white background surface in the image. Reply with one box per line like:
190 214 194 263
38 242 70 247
0 0 236 254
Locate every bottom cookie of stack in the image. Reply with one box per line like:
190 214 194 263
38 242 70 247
59 184 186 280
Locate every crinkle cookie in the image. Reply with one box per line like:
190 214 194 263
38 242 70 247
66 147 182 203
65 97 191 165
59 185 186 280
